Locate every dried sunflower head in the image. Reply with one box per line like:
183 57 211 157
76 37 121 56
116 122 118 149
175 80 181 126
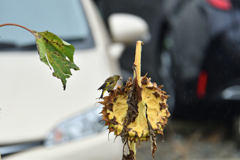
99 74 170 159
99 40 170 160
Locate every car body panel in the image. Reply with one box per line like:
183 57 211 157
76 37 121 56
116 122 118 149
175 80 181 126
0 0 122 159
3 131 122 160
0 49 111 143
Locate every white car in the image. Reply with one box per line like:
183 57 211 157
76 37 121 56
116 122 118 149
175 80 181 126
0 0 149 159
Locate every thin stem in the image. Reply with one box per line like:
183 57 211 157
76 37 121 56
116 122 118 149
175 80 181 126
130 141 136 157
0 23 34 34
127 140 136 160
128 41 143 160
134 41 143 87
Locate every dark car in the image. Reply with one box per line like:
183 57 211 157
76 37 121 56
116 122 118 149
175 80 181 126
157 0 240 138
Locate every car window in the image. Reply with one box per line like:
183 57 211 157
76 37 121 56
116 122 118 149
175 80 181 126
0 0 94 50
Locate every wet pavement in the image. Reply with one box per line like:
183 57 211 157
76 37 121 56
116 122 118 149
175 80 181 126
136 120 240 160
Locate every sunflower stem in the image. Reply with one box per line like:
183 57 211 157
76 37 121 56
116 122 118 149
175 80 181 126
129 141 137 159
128 40 143 159
133 41 143 87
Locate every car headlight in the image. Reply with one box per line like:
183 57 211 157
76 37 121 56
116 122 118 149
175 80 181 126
44 104 106 146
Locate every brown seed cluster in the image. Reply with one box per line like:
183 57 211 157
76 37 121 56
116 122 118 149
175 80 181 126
99 74 170 158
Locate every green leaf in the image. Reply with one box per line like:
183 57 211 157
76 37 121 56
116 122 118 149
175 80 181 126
32 31 80 90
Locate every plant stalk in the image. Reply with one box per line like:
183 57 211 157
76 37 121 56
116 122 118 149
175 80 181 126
133 41 143 86
0 23 34 34
128 40 143 159
129 141 136 159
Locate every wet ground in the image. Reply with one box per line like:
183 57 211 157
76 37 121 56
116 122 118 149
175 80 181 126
136 119 240 160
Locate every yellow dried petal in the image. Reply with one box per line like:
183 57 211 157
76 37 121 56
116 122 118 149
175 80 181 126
107 109 114 120
113 95 128 124
127 101 148 138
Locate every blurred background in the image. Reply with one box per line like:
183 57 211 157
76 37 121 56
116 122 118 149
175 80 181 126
1 0 240 159
96 0 240 159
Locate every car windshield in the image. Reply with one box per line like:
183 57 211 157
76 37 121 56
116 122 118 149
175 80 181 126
0 0 94 50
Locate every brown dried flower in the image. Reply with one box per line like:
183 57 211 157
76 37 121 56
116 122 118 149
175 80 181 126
99 41 170 160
